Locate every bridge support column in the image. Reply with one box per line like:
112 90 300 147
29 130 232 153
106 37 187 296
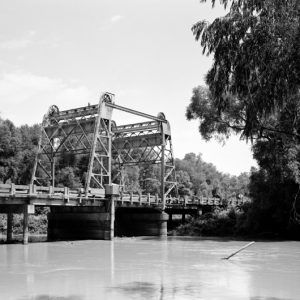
109 197 115 240
115 207 169 237
103 197 115 240
23 205 34 245
103 184 119 240
48 206 113 241
7 212 13 243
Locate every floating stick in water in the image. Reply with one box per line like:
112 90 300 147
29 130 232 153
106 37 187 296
222 241 255 260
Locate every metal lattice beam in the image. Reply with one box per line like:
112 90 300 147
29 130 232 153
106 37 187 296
31 92 177 206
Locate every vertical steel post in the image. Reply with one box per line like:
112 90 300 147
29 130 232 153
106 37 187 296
85 98 104 195
85 93 113 195
108 119 112 185
161 122 166 210
51 158 55 188
50 138 55 188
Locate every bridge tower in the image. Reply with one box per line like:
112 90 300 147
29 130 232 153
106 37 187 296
31 92 177 207
31 92 114 198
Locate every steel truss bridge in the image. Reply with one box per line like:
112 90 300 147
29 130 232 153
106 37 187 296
29 92 177 207
0 92 244 243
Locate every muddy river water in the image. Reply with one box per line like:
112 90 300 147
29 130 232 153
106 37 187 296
0 237 299 300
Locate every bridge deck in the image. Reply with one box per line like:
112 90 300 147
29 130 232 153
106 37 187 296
0 183 243 208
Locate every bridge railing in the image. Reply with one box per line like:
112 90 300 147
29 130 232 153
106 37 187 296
119 192 159 205
166 196 222 206
119 193 244 206
0 183 105 200
165 196 244 206
0 183 245 206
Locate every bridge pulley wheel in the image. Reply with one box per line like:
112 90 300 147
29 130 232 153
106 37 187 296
157 112 166 121
42 105 59 126
102 93 113 104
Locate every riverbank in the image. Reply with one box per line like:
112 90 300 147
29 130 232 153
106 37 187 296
169 207 300 240
1 206 299 242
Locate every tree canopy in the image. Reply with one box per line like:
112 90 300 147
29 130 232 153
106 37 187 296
187 0 300 236
189 0 300 140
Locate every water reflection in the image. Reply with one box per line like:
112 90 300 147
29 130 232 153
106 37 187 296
108 281 204 300
110 281 157 299
19 296 83 300
0 238 299 300
110 240 115 282
250 297 292 300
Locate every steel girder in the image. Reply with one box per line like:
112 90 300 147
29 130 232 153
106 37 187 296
31 93 177 207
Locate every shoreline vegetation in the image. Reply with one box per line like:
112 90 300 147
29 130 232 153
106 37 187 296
0 210 48 241
1 204 299 243
170 207 300 241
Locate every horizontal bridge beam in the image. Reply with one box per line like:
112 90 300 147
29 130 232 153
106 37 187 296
106 103 167 123
51 105 99 122
113 133 162 150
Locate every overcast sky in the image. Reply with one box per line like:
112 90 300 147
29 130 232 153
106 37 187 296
0 0 257 175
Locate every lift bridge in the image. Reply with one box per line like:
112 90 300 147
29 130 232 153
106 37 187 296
28 91 178 206
0 92 233 243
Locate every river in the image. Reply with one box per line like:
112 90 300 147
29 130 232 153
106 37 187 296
0 237 299 300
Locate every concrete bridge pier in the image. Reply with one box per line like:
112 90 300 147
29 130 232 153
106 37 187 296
22 205 35 245
48 205 113 241
48 205 168 240
48 186 118 241
115 207 169 237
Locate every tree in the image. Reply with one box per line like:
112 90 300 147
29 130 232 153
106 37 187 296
56 167 82 189
16 124 40 184
0 119 20 183
189 0 300 140
175 153 249 199
187 0 300 236
176 170 193 196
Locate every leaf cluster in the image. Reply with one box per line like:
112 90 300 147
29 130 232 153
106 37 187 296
191 0 300 139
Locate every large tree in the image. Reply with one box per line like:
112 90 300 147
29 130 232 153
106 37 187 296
188 0 299 139
187 0 300 235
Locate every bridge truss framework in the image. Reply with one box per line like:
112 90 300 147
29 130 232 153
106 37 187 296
30 92 177 209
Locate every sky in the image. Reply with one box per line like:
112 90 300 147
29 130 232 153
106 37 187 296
0 0 257 176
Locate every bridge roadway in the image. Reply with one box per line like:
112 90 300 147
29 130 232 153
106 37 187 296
0 183 243 244
0 183 227 207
